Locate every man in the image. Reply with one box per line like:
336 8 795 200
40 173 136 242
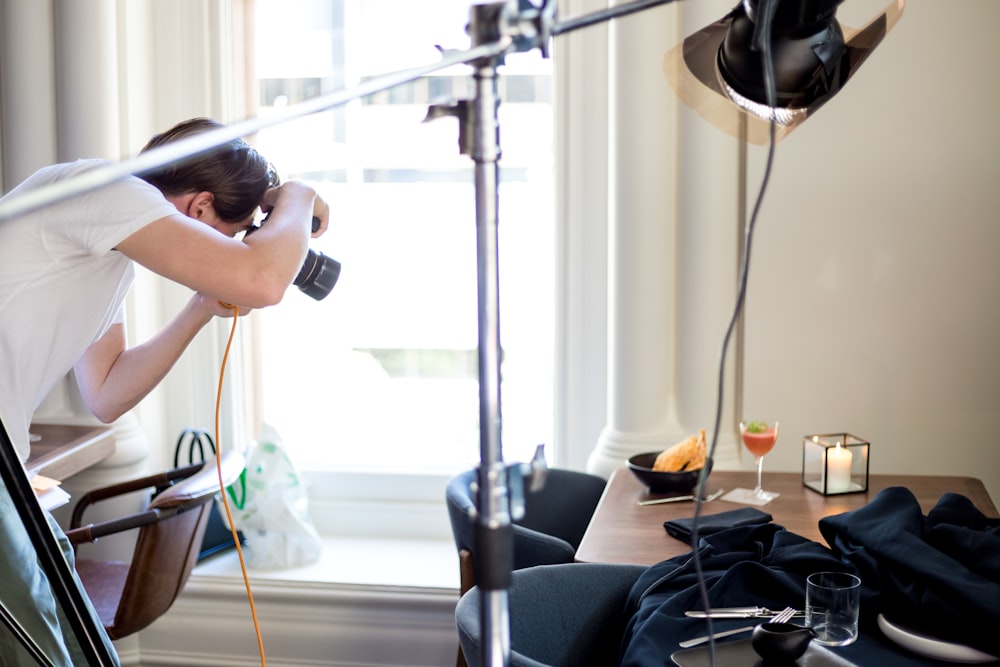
0 118 328 664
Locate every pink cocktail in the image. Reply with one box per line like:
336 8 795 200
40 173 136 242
739 420 779 502
742 426 777 458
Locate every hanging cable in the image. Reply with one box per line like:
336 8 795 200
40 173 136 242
690 1 781 664
214 304 267 666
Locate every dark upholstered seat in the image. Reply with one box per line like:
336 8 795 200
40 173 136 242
455 562 647 667
446 466 608 666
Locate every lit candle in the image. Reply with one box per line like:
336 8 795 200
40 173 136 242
825 442 853 493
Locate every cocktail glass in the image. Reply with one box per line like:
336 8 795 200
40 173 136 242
740 420 779 502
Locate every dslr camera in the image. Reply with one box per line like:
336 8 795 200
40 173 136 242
248 214 340 300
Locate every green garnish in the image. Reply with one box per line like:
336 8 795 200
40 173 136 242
746 421 769 433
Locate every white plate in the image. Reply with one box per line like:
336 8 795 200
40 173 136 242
877 614 999 664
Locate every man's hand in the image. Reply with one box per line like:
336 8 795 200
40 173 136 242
195 294 253 318
261 181 329 237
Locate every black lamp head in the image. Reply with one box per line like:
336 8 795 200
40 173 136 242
717 0 848 124
663 0 905 144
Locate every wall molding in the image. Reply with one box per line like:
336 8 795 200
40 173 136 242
133 575 459 666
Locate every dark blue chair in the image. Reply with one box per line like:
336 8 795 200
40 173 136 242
446 467 608 594
455 562 647 667
446 467 608 666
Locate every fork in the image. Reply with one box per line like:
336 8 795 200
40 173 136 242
679 606 797 648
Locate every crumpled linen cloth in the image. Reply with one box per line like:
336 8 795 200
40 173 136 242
620 487 1000 666
819 486 1000 657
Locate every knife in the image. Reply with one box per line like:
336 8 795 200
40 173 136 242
679 625 760 648
637 488 724 506
685 607 763 618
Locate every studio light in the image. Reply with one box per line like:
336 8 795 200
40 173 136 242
664 0 905 144
718 0 847 124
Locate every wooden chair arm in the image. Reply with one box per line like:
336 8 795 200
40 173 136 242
65 508 168 546
69 461 204 529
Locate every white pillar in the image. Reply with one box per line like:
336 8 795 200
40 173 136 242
553 0 610 472
588 3 681 476
53 0 121 160
672 1 745 470
588 1 743 476
0 0 58 187
40 2 154 561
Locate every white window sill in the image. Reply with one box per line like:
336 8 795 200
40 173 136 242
192 535 460 591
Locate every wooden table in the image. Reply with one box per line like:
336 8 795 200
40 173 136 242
25 423 115 480
576 469 998 565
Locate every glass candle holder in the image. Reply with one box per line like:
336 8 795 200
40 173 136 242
802 434 869 495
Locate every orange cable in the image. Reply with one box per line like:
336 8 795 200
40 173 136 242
214 305 267 666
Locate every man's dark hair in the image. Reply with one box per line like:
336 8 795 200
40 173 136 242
139 118 279 223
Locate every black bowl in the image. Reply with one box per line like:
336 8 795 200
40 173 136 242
751 622 815 663
627 452 712 494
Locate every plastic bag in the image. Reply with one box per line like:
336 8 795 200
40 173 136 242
230 424 322 569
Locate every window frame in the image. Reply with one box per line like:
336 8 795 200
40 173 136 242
129 0 610 540
234 0 607 539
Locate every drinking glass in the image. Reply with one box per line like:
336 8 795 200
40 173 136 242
806 571 862 645
740 420 779 502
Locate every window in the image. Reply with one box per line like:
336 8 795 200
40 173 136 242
250 0 555 478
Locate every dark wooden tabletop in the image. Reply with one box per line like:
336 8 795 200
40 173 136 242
575 468 998 566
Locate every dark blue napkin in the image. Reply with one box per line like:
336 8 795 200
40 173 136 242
663 507 772 544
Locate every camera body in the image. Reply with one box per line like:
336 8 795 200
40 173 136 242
247 214 340 301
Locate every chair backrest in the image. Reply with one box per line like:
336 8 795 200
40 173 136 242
445 467 608 594
455 562 647 667
73 451 244 639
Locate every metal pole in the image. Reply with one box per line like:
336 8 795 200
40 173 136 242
0 0 676 225
0 599 55 667
0 42 508 224
0 418 115 666
467 5 513 664
443 3 680 664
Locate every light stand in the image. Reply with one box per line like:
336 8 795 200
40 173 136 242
427 3 681 664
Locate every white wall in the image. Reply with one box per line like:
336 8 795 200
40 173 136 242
573 0 999 509
733 1 1000 501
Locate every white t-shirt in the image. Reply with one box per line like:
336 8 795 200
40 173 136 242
0 159 179 461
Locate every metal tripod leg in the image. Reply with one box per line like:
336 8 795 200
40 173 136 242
0 418 116 666
0 597 55 667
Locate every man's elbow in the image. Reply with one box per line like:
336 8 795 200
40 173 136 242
237 271 291 309
90 404 126 425
258 281 288 308
240 282 286 309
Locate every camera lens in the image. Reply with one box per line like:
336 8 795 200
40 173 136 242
294 249 341 300
245 213 341 300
